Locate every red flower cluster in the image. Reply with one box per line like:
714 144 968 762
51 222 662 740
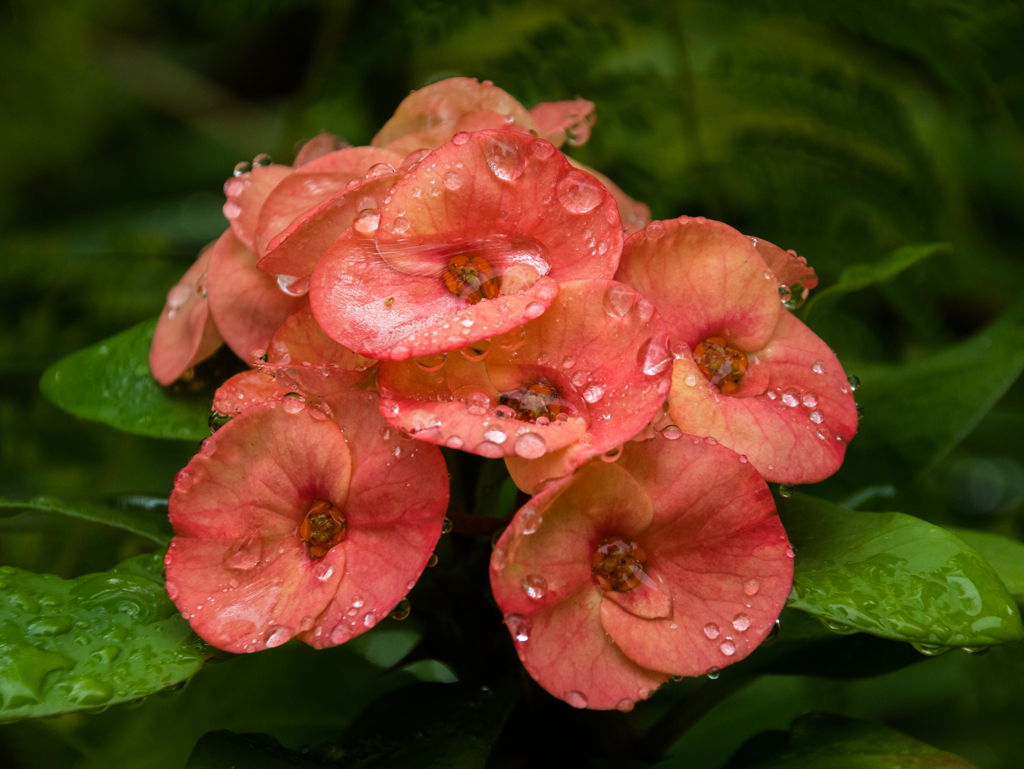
155 78 856 708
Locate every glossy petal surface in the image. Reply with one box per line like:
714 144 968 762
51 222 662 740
223 165 291 251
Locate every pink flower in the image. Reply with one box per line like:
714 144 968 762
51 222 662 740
615 217 857 484
165 389 449 653
376 279 671 471
490 432 793 710
309 129 623 361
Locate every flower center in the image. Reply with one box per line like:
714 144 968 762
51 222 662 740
442 254 501 305
693 336 749 394
498 378 567 422
299 499 347 559
592 537 647 592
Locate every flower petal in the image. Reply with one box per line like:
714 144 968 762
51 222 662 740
616 217 780 351
149 246 223 385
599 433 792 677
754 237 818 294
667 310 858 484
205 229 307 361
529 98 595 147
567 157 650 235
223 165 292 251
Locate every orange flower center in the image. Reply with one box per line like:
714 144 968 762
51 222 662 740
442 254 501 304
693 336 749 394
498 378 567 422
592 537 647 592
299 499 347 559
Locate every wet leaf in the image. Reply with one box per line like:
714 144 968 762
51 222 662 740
722 712 977 768
335 681 518 768
802 243 951 320
0 495 171 545
0 552 217 722
39 318 217 442
185 731 325 769
948 529 1024 607
779 494 1024 648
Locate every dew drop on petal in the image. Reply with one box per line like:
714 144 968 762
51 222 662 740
465 391 491 415
802 393 818 408
223 201 242 220
389 600 411 620
525 301 546 319
684 373 698 387
779 484 794 498
365 162 395 179
582 383 605 403
812 360 826 374
531 140 555 159
743 579 760 596
704 622 720 640
732 613 751 632
483 135 526 181
282 392 306 414
847 375 860 391
809 409 824 424
483 427 507 445
564 691 588 709
662 425 683 440
781 390 800 408
557 170 605 214
514 432 547 459
616 698 635 712
443 170 463 190
313 562 334 581
571 370 589 387
706 667 721 680
354 209 380 235
522 574 547 599
645 221 664 240
362 612 376 629
505 614 531 642
265 627 290 648
452 131 470 145
392 216 410 234
720 640 736 656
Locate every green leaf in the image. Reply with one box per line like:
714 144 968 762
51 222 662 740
185 731 325 769
0 495 171 545
39 318 217 441
802 243 951 320
722 712 978 768
948 529 1024 606
837 297 1024 489
779 494 1024 647
336 681 519 768
0 552 217 721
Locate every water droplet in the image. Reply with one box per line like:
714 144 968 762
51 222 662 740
365 162 395 179
276 274 310 297
233 160 251 176
720 640 736 656
363 612 377 628
564 690 588 709
809 409 823 424
483 136 526 181
778 284 792 304
414 352 447 372
706 667 721 680
443 170 463 190
911 642 950 656
820 617 859 635
494 327 526 352
389 600 411 620
582 383 605 403
465 391 491 415
446 435 464 449
427 554 438 568
557 170 605 214
265 627 290 648
856 403 864 420
847 375 860 391
514 432 547 459
506 614 531 642
441 518 453 534
802 393 818 408
781 390 800 408
812 360 826 374
330 624 347 644
392 216 410 234
461 339 491 361
661 425 683 440
282 392 306 414
484 427 507 444
704 622 720 640
616 698 635 712
522 574 547 599
739 454 748 463
452 131 470 145
684 373 698 387
173 469 194 492
779 484 794 498
313 562 334 581
525 301 545 319
354 209 380 235
732 613 751 632
743 579 759 595
532 140 555 159
645 221 664 240
520 506 543 534
704 436 717 445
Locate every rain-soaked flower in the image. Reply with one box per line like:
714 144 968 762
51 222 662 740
309 129 623 361
376 279 671 476
490 431 793 710
165 390 449 653
615 217 858 484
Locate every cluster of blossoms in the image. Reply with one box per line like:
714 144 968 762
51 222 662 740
153 78 858 710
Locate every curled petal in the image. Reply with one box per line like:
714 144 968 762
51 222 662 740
223 165 292 251
205 229 307 361
616 216 780 351
293 132 348 168
372 77 537 152
150 246 223 385
255 148 403 259
165 403 353 653
382 110 523 157
754 237 818 296
667 310 857 484
529 98 596 147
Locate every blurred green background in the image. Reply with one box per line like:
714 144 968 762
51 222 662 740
2 1 1023 767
